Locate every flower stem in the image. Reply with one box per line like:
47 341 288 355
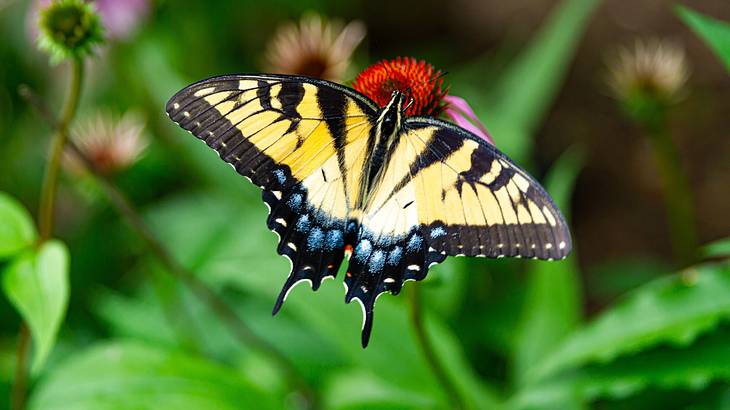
10 324 30 410
646 125 698 267
11 58 84 410
38 58 84 241
409 285 466 410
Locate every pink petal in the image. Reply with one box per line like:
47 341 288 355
443 95 494 145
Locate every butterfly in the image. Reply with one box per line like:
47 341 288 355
166 74 571 347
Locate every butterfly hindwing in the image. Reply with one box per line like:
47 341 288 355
166 74 377 311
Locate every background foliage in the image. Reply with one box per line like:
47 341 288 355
1 0 730 409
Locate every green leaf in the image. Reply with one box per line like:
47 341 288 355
676 5 730 72
323 369 440 410
529 261 730 383
519 326 730 407
144 191 500 409
484 0 600 163
0 192 37 259
575 326 730 401
513 148 584 382
702 236 730 259
2 240 69 373
28 341 279 410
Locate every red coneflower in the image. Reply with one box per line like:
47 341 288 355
353 57 447 117
353 57 494 144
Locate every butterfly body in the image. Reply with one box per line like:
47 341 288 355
167 74 571 346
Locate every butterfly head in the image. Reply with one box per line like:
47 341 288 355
378 90 407 139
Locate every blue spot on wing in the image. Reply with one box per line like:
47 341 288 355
430 227 446 238
407 234 423 252
354 239 372 262
288 193 303 211
296 214 310 232
368 250 386 273
325 229 343 251
274 169 286 185
307 227 324 251
387 246 402 266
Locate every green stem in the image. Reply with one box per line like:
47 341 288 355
11 58 85 410
38 58 84 241
10 324 30 410
409 286 466 410
647 125 698 267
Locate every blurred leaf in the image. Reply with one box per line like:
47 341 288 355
518 326 730 408
587 258 671 302
0 191 36 259
702 237 730 259
2 240 68 374
425 311 503 409
324 369 439 410
421 257 469 319
484 0 600 163
144 191 500 408
676 5 730 72
507 381 583 410
28 341 279 410
529 261 730 383
574 326 730 401
513 148 584 382
93 286 179 347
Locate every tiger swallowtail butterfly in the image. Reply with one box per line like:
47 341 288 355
166 74 572 347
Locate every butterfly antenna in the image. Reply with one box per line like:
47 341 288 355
404 97 415 111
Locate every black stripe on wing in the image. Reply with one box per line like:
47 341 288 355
403 117 572 260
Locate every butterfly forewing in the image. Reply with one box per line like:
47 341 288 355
166 74 378 311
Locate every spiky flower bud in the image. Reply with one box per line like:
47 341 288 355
265 14 365 82
607 39 690 128
37 0 104 63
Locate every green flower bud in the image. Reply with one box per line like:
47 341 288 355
37 0 104 63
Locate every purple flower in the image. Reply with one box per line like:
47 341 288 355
443 95 495 145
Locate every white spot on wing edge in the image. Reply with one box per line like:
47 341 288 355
275 218 287 227
559 241 567 250
283 279 312 302
353 297 367 330
172 102 180 110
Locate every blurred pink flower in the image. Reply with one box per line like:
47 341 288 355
443 95 494 145
95 0 149 40
64 110 148 175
